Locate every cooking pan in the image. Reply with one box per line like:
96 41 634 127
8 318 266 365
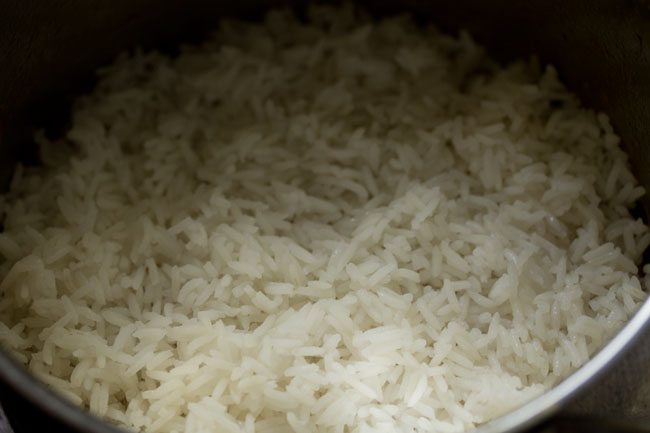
1 1 650 432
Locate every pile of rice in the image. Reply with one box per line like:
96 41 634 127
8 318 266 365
0 6 649 433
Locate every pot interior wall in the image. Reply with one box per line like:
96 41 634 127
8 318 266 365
2 0 650 203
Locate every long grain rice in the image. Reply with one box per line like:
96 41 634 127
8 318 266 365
0 5 649 433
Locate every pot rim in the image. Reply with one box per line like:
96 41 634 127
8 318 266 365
476 295 650 433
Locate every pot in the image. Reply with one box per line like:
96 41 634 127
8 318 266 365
1 1 650 432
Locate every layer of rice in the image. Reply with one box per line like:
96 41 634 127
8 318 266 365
0 5 648 433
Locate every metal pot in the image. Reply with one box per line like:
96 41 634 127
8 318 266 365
1 1 650 432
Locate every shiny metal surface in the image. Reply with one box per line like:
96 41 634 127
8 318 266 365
0 346 125 433
477 299 650 433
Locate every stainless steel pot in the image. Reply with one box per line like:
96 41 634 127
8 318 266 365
1 1 650 432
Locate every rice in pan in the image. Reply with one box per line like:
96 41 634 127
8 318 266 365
0 5 648 433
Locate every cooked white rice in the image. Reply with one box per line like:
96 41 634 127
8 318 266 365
0 5 648 433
